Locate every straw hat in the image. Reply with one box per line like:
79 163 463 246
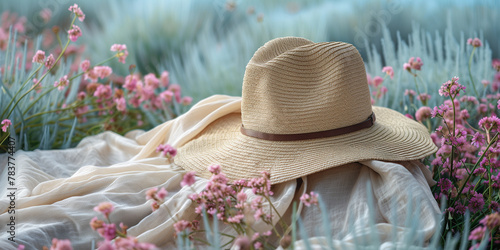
175 37 437 184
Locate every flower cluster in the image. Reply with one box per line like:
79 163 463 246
145 187 168 211
91 202 157 249
467 37 483 48
438 76 466 98
404 57 423 71
366 66 391 105
1 119 11 132
156 143 177 160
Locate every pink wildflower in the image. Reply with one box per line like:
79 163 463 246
478 116 500 132
32 50 45 64
480 212 500 230
468 193 485 213
93 202 115 219
467 37 482 47
146 187 158 200
492 59 500 72
181 171 196 187
159 90 174 103
415 106 432 122
144 73 159 88
439 76 465 98
45 54 55 68
366 73 373 86
254 241 263 249
68 25 82 42
173 220 191 233
77 91 87 101
208 164 221 174
114 97 126 112
468 226 486 241
39 8 52 23
94 85 112 100
17 245 25 250
1 119 12 132
156 143 177 158
85 69 99 82
237 191 247 203
472 132 485 148
404 57 423 71
181 96 193 106
300 191 319 207
110 44 129 64
404 89 416 97
382 66 394 79
90 216 104 230
157 187 168 200
93 66 112 79
233 236 251 250
50 238 73 250
160 71 169 87
97 223 117 241
68 4 85 21
54 75 69 91
417 93 431 103
372 76 383 87
80 59 90 72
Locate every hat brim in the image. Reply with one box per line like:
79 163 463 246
174 106 437 184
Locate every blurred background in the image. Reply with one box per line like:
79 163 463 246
1 0 498 104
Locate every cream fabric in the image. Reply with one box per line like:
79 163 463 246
0 95 440 249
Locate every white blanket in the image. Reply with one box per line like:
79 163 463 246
0 95 440 249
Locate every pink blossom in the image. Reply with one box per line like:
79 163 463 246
1 119 12 132
50 238 73 250
39 8 52 23
85 69 98 82
17 245 25 250
181 171 196 187
45 54 55 68
32 50 45 64
146 187 158 200
156 143 177 158
68 4 85 22
68 25 82 42
93 202 115 219
157 187 168 200
468 226 486 241
208 164 221 174
478 116 500 132
94 84 112 100
382 66 394 79
480 212 500 230
80 60 90 72
173 220 191 233
467 37 482 47
404 89 416 97
254 242 263 249
372 76 383 87
181 96 193 106
110 44 128 64
492 59 500 71
144 73 159 88
472 132 485 148
417 93 431 103
160 71 169 87
468 193 485 213
54 75 69 91
96 241 114 250
237 191 247 203
438 76 465 98
159 90 174 103
415 106 432 122
77 91 87 101
300 191 319 207
366 73 373 86
97 223 117 241
94 66 112 79
114 97 126 112
404 57 423 71
90 216 104 230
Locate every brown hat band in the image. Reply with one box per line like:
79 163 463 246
241 113 376 141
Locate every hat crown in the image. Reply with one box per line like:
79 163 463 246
241 37 372 134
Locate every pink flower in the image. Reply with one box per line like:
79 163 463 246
159 90 174 103
39 8 52 23
468 226 486 241
32 50 45 64
438 76 465 98
160 71 169 87
144 73 159 88
467 37 482 47
181 171 196 187
1 119 12 132
208 164 221 175
94 85 112 100
372 76 383 87
68 25 82 42
404 89 416 97
93 202 115 219
54 75 69 91
478 116 500 132
492 59 500 72
110 44 129 64
417 93 431 103
404 57 423 71
155 143 177 158
93 66 112 79
415 106 432 122
157 187 168 200
114 97 126 112
45 54 55 68
181 96 193 106
90 217 104 230
50 238 73 250
468 193 485 214
96 241 114 250
173 220 191 233
146 187 158 200
97 223 116 241
233 236 251 250
300 191 319 207
80 59 90 72
479 212 500 230
382 66 394 79
472 132 485 148
237 191 247 203
17 245 25 250
68 4 85 22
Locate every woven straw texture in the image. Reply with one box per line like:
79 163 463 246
175 37 437 184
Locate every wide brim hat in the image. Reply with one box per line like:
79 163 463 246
174 37 437 184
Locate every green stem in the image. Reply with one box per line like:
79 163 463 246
468 47 479 97
413 75 421 96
